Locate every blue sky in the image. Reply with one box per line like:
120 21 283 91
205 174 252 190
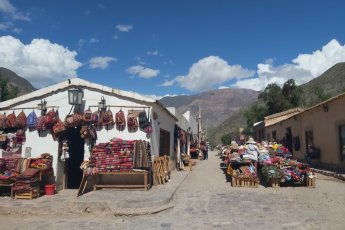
1 0 345 98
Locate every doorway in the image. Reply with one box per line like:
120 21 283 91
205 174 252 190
159 129 170 157
285 127 293 155
65 127 85 189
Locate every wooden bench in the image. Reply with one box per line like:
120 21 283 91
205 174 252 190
93 171 150 191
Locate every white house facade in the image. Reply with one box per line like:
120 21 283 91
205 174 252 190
0 78 177 190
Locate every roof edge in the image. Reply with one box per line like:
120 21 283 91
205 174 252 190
0 78 156 109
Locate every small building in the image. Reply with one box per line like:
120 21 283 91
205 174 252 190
0 78 178 190
167 108 198 168
263 93 345 171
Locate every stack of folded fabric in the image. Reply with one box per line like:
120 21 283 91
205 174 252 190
91 138 135 173
13 168 40 195
0 158 17 185
30 153 53 172
4 158 19 172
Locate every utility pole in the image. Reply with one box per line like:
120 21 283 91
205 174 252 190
205 125 208 143
198 105 201 147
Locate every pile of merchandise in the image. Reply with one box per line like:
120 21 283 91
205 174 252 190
29 153 53 172
0 158 16 184
259 150 314 186
13 168 40 195
233 164 257 179
90 138 151 173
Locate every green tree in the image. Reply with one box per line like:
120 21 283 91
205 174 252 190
258 79 303 115
0 78 19 102
221 133 232 145
244 103 268 128
282 79 303 108
258 83 286 114
312 85 332 105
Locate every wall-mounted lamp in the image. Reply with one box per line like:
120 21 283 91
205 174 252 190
68 88 83 105
37 99 47 111
98 96 106 110
322 104 329 112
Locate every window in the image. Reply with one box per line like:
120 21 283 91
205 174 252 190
339 125 345 161
272 131 277 141
267 134 270 141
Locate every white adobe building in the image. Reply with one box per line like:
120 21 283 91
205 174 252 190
0 78 177 190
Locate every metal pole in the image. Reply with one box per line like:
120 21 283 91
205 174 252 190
198 105 201 147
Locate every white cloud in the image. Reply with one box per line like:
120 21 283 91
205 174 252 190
126 65 160 79
0 0 30 21
293 39 345 76
134 56 146 65
160 79 175 87
163 60 174 65
116 24 133 32
0 22 11 30
78 38 86 47
112 34 119 40
89 38 99 43
174 56 254 92
0 35 82 88
234 39 345 91
89 56 117 69
98 4 106 9
218 86 229 89
12 27 22 33
78 38 99 47
147 50 162 56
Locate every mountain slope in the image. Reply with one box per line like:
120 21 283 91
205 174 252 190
0 67 35 97
300 62 345 105
160 88 259 128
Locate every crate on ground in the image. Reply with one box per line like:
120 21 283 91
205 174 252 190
231 175 241 187
270 178 281 188
307 177 316 188
231 173 258 188
15 188 40 200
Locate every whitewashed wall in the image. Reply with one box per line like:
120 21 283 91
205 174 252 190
1 87 176 185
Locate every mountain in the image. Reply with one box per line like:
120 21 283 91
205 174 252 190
300 62 345 106
0 67 35 97
160 63 345 146
160 88 259 129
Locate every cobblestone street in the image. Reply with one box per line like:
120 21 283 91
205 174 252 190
1 151 345 230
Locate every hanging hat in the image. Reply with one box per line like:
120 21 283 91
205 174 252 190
246 137 256 144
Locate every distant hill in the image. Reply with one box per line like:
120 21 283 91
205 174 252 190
300 62 345 106
161 62 345 144
208 107 248 146
0 67 35 98
160 88 259 129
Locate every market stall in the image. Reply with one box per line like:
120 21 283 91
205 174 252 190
225 140 259 188
78 138 152 194
258 149 315 188
0 153 54 199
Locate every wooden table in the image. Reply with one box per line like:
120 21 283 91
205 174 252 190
93 171 150 191
0 183 14 198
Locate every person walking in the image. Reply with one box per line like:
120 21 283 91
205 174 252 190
203 144 208 160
